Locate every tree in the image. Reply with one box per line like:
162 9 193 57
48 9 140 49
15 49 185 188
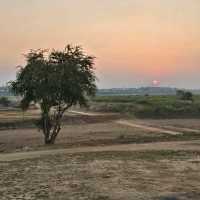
183 91 193 101
176 90 193 101
10 45 97 144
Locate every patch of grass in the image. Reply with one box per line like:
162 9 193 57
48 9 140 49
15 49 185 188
73 150 200 162
0 111 119 130
0 120 37 130
90 95 200 118
115 131 200 144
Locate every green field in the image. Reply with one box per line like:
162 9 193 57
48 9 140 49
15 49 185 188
90 95 200 118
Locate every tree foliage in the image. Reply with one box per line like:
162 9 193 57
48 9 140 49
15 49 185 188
176 90 193 101
10 45 97 144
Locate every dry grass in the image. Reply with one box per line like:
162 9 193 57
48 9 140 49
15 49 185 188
0 150 200 200
1 109 200 153
134 119 200 130
1 109 200 199
0 122 163 153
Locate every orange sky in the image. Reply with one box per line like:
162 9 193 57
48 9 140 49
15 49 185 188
0 0 200 88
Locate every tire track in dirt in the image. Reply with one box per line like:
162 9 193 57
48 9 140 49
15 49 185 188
69 111 184 135
0 140 200 162
116 120 183 135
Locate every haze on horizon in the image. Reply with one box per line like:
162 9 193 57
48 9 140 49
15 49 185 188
0 0 200 89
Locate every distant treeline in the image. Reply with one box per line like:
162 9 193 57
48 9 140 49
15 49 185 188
1 86 200 97
90 95 200 118
97 87 200 96
0 86 12 96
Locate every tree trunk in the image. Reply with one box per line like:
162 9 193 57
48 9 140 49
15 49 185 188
44 136 55 145
44 131 60 144
41 104 63 145
44 137 53 145
44 122 61 145
43 114 53 144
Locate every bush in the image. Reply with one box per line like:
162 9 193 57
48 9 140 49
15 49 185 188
176 90 193 101
90 95 200 118
0 97 10 107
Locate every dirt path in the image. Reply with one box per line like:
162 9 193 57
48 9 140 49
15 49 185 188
0 140 200 162
70 111 184 135
70 111 200 136
68 111 99 116
116 120 183 135
68 110 112 116
163 125 200 133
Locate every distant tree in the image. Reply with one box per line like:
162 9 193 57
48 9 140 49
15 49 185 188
0 97 10 107
10 45 97 144
183 91 193 101
176 90 193 101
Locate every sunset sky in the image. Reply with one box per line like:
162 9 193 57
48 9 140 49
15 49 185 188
0 0 200 88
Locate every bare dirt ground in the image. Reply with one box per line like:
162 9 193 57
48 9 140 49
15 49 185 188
1 140 200 162
1 150 200 200
0 121 166 153
1 110 200 199
1 117 200 153
134 119 200 132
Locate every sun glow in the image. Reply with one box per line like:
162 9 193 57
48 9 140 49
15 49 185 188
152 80 160 87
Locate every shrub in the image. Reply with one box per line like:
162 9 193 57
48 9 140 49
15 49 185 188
176 90 193 101
0 97 10 107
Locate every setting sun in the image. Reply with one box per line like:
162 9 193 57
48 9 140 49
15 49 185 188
0 1 200 88
1 1 200 199
152 80 160 87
